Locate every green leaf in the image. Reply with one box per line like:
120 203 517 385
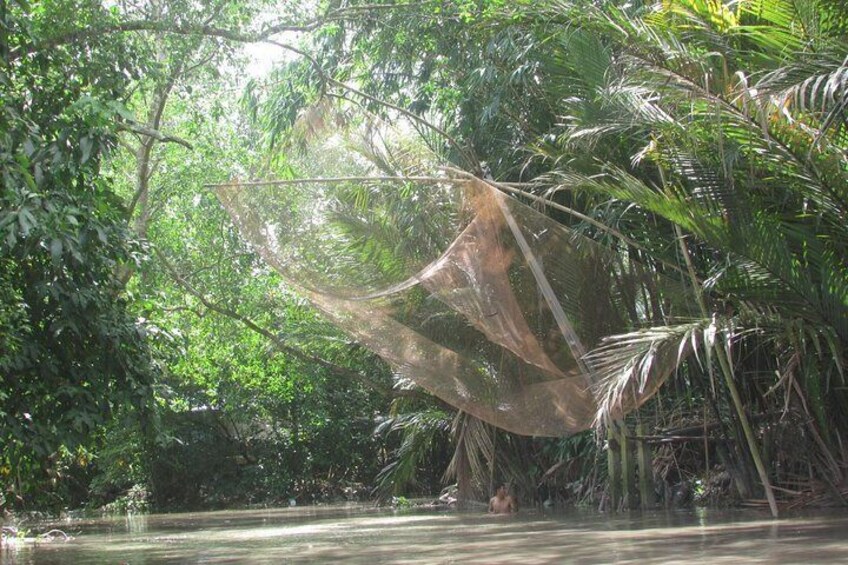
80 136 93 164
23 138 35 157
50 238 63 266
17 208 35 237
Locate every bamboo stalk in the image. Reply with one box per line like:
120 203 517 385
716 348 779 517
674 226 779 518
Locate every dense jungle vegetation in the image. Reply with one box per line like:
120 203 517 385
1 0 845 518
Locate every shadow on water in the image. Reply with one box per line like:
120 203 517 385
4 504 848 564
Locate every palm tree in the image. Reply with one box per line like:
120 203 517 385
521 0 847 513
234 0 846 511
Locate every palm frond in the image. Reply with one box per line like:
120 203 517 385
443 411 495 490
588 320 709 425
373 408 452 497
757 51 848 142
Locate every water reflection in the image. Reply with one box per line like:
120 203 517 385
4 505 848 564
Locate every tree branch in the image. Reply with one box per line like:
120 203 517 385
13 4 422 60
325 77 477 170
155 247 392 396
254 35 478 171
204 175 466 189
118 121 193 149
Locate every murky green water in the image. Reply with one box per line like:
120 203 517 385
3 504 848 563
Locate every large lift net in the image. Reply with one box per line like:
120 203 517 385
217 177 681 436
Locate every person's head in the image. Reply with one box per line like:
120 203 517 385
496 484 508 498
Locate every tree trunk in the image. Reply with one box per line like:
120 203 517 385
456 437 472 511
606 424 622 511
636 420 656 509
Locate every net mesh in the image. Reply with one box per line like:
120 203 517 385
217 177 686 436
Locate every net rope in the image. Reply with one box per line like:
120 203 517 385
217 177 684 436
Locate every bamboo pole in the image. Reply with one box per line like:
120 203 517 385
674 227 778 518
204 175 466 188
715 348 779 516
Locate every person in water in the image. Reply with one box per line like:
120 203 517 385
488 484 518 514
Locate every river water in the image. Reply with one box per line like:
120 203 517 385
3 504 848 563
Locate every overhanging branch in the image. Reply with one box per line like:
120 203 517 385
13 3 422 60
155 247 392 396
118 121 193 149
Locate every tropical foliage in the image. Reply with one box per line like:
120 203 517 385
253 0 846 509
1 0 845 514
533 0 848 507
0 0 156 508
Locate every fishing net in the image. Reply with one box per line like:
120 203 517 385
216 176 688 436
